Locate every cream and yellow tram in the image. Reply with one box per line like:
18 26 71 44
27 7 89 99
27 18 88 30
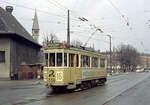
43 43 107 90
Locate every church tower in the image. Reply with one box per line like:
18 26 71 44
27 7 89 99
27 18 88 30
32 9 39 43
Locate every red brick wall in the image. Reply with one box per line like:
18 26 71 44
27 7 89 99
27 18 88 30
18 65 40 80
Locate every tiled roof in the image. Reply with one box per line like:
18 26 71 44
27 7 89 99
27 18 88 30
0 7 41 47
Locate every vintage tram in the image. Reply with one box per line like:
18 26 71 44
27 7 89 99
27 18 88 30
43 43 107 90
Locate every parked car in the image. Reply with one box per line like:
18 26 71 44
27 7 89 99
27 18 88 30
136 68 144 73
144 67 150 72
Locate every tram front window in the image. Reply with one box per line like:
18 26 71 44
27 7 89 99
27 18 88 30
57 53 62 66
49 53 55 67
45 53 48 67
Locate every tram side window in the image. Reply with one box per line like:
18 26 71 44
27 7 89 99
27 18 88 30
49 53 55 67
69 54 75 67
86 56 90 67
81 55 84 67
92 57 98 67
64 53 67 67
81 55 90 67
57 53 62 66
100 58 105 68
45 53 48 67
76 54 79 67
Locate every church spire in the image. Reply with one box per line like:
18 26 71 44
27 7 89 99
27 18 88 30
32 9 39 43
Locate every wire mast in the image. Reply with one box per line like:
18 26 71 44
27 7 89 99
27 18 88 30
67 10 70 48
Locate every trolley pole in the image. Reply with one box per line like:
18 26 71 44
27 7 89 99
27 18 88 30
107 35 112 74
67 10 70 48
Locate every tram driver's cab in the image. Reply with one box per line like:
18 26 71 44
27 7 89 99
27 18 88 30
43 50 78 89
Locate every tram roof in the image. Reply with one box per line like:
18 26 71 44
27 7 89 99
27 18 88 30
44 42 102 56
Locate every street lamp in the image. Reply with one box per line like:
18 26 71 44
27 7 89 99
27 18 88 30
95 29 112 74
106 35 112 74
84 28 112 74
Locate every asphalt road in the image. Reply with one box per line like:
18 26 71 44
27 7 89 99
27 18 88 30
104 73 150 105
0 72 150 105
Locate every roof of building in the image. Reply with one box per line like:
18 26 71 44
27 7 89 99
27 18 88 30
0 7 41 47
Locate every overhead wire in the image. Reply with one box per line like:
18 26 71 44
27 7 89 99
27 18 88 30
50 0 69 10
72 31 109 44
106 0 149 52
107 0 130 27
45 0 81 22
46 0 66 12
46 0 150 53
44 0 105 37
43 0 125 48
0 1 68 19
0 0 83 24
1 0 119 49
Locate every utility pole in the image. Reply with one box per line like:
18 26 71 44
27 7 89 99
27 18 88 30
107 35 112 74
67 10 70 48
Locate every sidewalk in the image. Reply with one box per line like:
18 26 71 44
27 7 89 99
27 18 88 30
107 72 129 77
0 72 130 88
0 79 44 88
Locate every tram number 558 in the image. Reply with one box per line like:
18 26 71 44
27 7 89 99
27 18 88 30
56 71 63 81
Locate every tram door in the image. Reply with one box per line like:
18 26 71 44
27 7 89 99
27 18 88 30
69 54 76 83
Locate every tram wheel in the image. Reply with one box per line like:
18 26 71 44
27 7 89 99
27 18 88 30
87 82 92 89
91 80 96 87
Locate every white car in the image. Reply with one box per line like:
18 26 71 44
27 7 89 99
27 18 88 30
136 68 144 73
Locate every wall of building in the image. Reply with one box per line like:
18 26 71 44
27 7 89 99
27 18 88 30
10 37 41 79
140 55 150 68
0 37 10 79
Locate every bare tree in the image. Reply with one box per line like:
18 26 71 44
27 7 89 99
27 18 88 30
111 47 119 70
43 33 60 46
116 44 140 72
71 39 83 47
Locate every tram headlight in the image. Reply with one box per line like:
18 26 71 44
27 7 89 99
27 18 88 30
44 70 48 74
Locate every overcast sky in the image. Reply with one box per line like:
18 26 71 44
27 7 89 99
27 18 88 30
0 0 150 53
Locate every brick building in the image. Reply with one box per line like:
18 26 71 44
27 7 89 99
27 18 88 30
140 54 150 68
103 52 150 70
